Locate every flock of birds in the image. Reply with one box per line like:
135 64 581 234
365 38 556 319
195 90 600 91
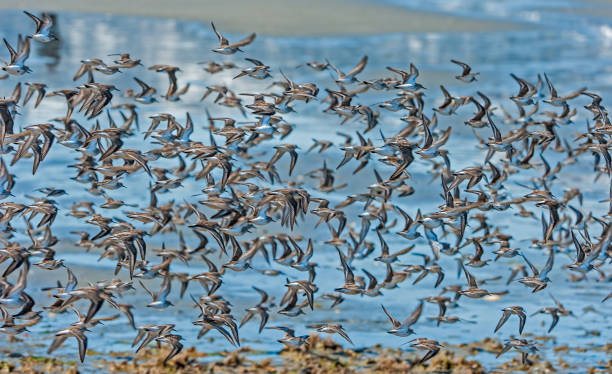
0 10 610 368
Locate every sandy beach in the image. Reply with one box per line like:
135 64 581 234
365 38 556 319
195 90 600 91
0 0 522 35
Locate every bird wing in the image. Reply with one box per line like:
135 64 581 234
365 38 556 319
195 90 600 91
23 11 43 32
336 247 354 283
336 326 353 344
346 55 368 77
450 59 471 75
539 249 554 279
267 325 295 336
211 22 229 46
460 261 477 288
518 311 526 334
403 300 423 326
548 311 559 333
381 304 400 328
362 268 378 290
494 310 511 333
76 330 88 362
159 274 172 300
3 38 17 63
230 33 256 48
138 280 155 299
520 252 539 277
245 57 264 66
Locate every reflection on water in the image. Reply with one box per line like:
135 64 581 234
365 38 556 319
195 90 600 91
0 0 611 370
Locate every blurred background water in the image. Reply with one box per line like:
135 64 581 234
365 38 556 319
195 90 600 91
0 0 610 371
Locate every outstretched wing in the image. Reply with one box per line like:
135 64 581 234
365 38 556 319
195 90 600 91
211 22 229 46
346 55 368 77
494 310 511 333
450 59 472 75
539 249 554 279
403 300 423 326
230 33 256 48
381 304 400 328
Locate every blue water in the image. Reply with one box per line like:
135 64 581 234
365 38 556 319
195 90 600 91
0 1 611 371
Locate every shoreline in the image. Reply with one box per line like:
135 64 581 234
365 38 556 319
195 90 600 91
3 335 610 373
0 0 524 36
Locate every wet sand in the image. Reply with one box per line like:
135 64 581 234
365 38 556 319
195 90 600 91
3 335 610 373
0 0 522 36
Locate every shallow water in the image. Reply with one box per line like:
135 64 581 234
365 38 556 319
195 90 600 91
0 0 611 371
